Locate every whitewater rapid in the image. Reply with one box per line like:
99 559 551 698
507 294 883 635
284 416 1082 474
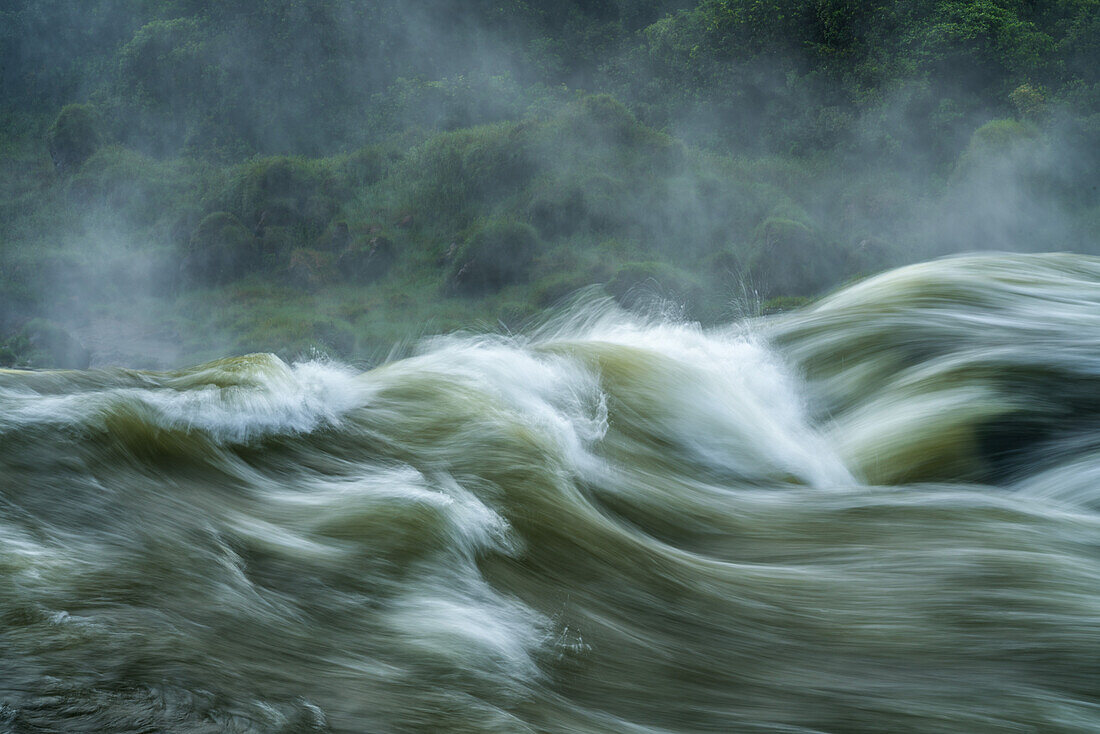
2 253 1100 732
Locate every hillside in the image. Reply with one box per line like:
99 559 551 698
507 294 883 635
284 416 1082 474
2 0 1098 366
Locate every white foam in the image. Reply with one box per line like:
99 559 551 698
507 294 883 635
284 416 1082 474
0 356 371 443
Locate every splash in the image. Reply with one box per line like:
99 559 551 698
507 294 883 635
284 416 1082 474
2 253 1100 732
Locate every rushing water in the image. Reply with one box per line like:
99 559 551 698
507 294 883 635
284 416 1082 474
3 253 1100 733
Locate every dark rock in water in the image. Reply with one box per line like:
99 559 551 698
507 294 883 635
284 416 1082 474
182 212 259 285
19 319 91 369
338 236 395 284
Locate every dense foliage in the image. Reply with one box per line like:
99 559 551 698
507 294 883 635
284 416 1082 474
1 0 1098 366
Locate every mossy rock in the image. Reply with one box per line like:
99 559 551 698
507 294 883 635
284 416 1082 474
746 216 837 297
577 174 628 233
447 219 540 296
701 248 743 276
66 146 180 224
47 104 101 174
561 94 681 166
183 212 258 285
572 94 654 147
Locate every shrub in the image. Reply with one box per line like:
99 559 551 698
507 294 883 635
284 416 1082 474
963 118 1039 156
447 219 541 295
67 146 200 227
337 236 396 284
46 104 102 174
1009 83 1047 122
286 248 337 290
952 118 1046 188
401 122 536 227
527 184 589 239
182 212 257 285
20 319 91 369
605 260 703 312
231 156 342 237
745 214 838 297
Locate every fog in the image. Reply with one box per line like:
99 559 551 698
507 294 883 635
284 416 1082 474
1 0 1097 368
7 5 1100 733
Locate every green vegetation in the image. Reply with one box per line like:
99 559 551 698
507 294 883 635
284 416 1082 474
1 1 1099 366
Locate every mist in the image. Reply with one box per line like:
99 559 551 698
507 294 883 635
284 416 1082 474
1 1 1097 367
6 3 1100 732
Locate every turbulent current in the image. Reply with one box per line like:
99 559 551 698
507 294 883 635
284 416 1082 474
3 253 1100 733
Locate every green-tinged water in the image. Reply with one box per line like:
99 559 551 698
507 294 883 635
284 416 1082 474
3 253 1100 733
